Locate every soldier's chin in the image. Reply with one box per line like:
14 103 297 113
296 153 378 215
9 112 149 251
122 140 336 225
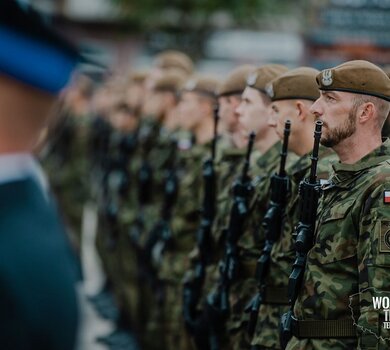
320 136 336 148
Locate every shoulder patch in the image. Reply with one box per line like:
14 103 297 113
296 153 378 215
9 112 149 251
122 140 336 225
380 220 390 253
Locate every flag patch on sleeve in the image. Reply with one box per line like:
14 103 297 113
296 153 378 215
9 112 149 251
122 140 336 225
384 191 390 204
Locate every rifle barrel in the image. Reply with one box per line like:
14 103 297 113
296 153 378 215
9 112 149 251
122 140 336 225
309 121 322 183
279 120 291 177
242 132 256 179
212 104 220 160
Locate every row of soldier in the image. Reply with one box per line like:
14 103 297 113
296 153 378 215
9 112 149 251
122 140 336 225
41 51 390 350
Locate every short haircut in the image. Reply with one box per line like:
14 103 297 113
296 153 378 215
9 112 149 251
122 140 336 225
352 94 390 130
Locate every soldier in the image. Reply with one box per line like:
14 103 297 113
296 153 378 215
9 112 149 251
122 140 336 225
249 67 338 350
0 1 80 349
120 70 187 349
283 60 390 349
204 64 289 350
381 66 390 137
41 73 94 256
124 70 148 119
182 64 256 349
160 75 219 350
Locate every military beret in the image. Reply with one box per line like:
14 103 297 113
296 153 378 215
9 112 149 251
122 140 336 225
154 50 194 76
182 75 219 99
316 60 390 102
0 0 80 94
153 70 186 93
127 70 148 84
266 67 320 102
217 64 257 97
383 65 390 78
246 64 289 93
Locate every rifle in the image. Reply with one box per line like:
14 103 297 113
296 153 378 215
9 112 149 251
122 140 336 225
102 130 135 250
147 138 179 265
127 138 154 247
205 131 256 350
183 104 219 335
246 120 291 337
280 121 323 349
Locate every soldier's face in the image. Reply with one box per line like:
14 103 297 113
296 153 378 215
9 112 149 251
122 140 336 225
218 95 241 133
268 100 297 140
310 91 356 147
236 87 269 142
125 82 145 112
177 92 202 130
141 92 165 120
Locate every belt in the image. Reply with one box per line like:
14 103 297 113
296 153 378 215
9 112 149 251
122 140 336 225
291 317 357 338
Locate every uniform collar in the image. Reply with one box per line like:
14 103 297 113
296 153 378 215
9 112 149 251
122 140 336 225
0 153 48 193
256 141 281 169
330 139 390 187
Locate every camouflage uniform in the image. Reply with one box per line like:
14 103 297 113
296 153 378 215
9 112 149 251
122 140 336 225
287 139 390 350
224 142 291 350
42 108 90 253
251 146 337 349
116 117 166 338
160 141 209 350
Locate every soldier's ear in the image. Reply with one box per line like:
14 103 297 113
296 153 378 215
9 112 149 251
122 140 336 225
163 91 177 108
295 100 307 122
358 102 375 124
199 97 214 116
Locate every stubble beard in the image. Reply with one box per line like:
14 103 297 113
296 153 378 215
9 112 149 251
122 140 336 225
320 108 357 148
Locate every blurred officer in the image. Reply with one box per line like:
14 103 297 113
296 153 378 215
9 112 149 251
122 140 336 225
285 60 390 350
250 67 337 350
0 1 80 349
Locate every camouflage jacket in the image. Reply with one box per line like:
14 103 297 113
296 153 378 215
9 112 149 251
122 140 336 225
159 141 209 283
252 146 337 349
212 146 247 248
226 141 284 332
288 139 390 350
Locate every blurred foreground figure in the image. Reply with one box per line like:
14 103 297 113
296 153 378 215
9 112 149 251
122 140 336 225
0 1 80 349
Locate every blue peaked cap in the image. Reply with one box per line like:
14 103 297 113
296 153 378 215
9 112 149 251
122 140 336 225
0 0 80 94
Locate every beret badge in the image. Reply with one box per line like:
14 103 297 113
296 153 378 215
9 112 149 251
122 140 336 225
184 79 196 91
246 72 258 87
265 83 274 98
321 69 333 87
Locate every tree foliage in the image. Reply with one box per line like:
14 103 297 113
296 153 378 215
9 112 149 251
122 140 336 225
110 0 293 28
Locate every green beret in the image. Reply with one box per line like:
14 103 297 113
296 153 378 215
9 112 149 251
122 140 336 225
217 64 257 97
153 70 186 92
316 60 390 102
154 50 194 76
246 64 289 93
182 75 219 99
266 67 320 102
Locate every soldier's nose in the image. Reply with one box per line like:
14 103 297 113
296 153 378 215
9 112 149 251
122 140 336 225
310 100 322 117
